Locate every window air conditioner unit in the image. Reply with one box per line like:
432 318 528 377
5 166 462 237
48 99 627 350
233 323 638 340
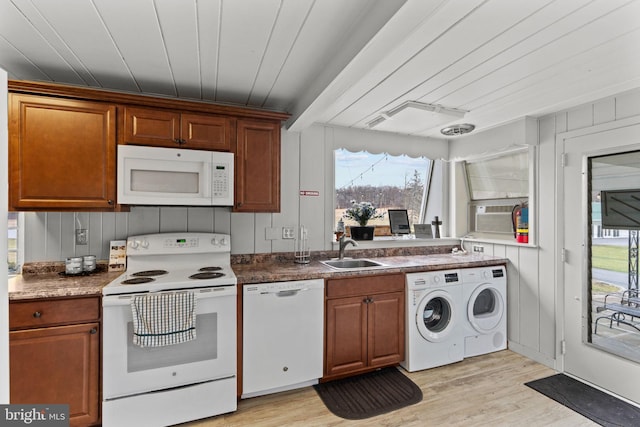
474 204 515 234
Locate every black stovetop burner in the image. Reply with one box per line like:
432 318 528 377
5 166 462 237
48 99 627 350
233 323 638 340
189 272 225 280
199 266 223 272
132 270 168 277
122 277 155 285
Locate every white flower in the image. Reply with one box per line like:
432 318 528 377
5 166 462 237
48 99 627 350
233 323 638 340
343 201 385 226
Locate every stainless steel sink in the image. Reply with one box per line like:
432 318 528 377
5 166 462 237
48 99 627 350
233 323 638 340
321 258 385 270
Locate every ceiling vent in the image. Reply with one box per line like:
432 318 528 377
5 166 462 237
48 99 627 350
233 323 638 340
367 101 467 134
440 123 475 136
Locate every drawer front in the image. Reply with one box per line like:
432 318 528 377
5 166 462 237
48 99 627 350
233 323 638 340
9 297 100 330
326 273 405 299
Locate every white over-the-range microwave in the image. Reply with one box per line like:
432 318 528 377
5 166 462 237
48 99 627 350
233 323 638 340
117 145 234 206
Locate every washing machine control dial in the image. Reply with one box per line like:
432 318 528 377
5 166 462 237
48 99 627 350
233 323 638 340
482 270 491 280
432 275 441 285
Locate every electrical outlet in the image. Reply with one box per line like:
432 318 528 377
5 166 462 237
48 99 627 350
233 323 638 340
472 245 484 253
282 227 295 239
76 229 88 245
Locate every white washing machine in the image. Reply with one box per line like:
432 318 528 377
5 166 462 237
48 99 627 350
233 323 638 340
460 266 507 358
401 270 464 372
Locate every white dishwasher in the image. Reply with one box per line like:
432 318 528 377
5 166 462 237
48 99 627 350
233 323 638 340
242 279 324 398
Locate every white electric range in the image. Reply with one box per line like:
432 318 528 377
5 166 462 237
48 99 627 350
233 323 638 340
102 232 237 427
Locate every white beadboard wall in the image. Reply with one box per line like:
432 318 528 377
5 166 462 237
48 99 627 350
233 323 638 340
451 87 640 369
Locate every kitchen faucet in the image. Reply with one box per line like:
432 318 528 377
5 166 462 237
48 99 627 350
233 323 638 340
338 234 358 259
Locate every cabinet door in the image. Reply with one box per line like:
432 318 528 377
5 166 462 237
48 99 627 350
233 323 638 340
10 323 100 427
234 119 280 212
368 291 405 367
120 106 181 147
181 113 234 151
325 296 367 377
9 94 116 210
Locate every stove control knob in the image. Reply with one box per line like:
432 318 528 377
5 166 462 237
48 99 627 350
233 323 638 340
211 237 218 246
129 240 139 249
220 237 228 246
141 240 149 249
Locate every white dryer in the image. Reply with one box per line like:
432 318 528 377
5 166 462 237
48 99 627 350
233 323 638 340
460 266 507 358
401 270 464 372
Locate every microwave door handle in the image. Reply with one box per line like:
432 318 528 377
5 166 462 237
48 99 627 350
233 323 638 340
202 162 212 199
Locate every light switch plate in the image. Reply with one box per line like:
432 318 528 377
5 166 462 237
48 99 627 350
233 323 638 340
265 227 280 240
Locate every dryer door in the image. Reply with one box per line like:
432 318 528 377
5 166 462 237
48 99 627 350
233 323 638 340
467 285 504 333
416 290 456 342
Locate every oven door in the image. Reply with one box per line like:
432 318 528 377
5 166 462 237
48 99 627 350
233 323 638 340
102 286 236 399
117 145 213 205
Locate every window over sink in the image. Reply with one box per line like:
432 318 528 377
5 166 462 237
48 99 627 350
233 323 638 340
334 149 433 236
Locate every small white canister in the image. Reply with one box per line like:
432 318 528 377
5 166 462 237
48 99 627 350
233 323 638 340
65 257 83 275
83 255 97 272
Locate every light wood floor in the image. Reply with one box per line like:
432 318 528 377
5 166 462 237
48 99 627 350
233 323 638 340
181 350 597 427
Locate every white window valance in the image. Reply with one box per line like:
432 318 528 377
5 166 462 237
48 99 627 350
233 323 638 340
322 125 449 160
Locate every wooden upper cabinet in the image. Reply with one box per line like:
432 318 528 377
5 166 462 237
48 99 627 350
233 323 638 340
8 80 289 212
120 106 234 151
234 119 281 212
9 94 117 211
181 113 235 151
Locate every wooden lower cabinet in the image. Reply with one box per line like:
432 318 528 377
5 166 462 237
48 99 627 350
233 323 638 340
324 274 405 379
326 296 368 376
9 297 101 427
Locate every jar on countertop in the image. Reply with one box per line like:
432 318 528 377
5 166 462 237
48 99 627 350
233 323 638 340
65 257 83 275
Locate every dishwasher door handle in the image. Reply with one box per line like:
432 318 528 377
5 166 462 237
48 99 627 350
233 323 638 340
260 288 308 297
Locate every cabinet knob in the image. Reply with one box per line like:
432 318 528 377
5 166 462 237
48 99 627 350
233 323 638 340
107 199 114 205
32 311 42 318
90 328 97 335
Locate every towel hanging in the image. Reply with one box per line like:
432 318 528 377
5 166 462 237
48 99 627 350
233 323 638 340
131 291 197 347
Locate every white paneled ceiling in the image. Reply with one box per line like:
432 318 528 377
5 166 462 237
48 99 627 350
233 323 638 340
1 0 639 139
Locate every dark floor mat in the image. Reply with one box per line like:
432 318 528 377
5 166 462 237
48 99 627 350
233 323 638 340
525 373 640 427
313 367 422 420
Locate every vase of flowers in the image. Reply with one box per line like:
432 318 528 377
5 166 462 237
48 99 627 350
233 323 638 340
343 200 385 240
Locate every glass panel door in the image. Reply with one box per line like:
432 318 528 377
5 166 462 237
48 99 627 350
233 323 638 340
588 151 640 362
562 122 640 404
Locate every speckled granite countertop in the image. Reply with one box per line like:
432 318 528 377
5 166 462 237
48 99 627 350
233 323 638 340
9 247 508 300
232 253 508 284
9 262 124 301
